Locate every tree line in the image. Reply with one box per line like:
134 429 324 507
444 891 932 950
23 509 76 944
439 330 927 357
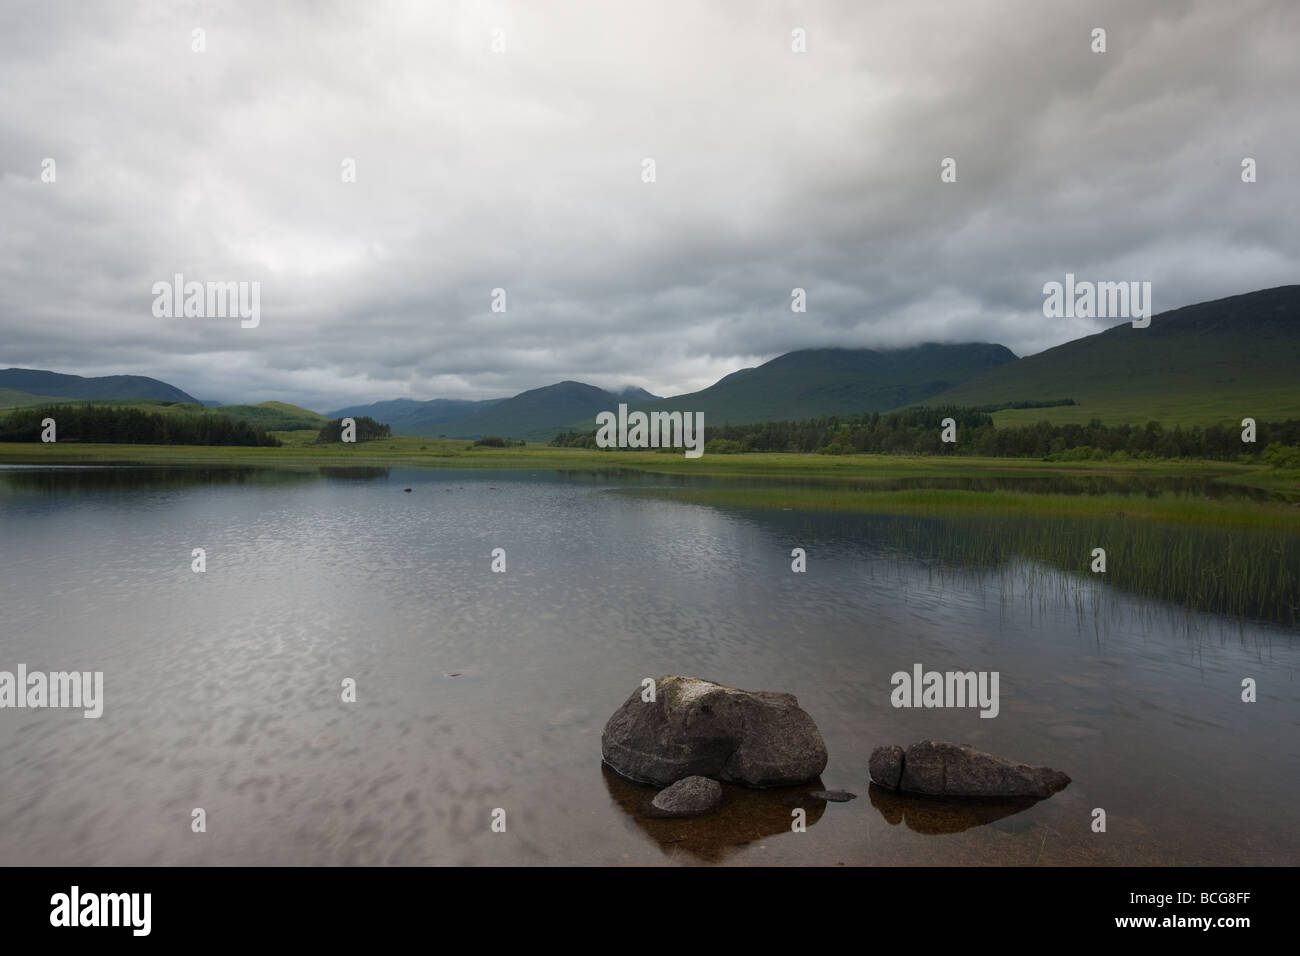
0 404 282 445
553 406 1300 462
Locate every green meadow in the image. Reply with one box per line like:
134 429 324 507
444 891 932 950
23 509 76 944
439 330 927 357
986 384 1299 429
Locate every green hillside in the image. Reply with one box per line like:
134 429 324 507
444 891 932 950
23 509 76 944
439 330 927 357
210 401 329 431
925 286 1300 427
0 387 74 409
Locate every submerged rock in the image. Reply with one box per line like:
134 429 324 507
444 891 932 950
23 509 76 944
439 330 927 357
650 776 723 817
601 675 828 788
808 789 857 802
869 741 1070 799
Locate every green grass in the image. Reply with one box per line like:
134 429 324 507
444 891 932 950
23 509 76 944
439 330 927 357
268 428 326 446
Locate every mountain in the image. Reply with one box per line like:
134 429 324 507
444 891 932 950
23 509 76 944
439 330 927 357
606 343 1018 428
328 397 504 436
925 286 1300 427
335 387 662 439
0 368 200 404
616 386 661 402
444 381 621 440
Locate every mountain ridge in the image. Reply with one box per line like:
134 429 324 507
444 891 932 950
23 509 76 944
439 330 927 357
0 368 200 404
6 286 1295 437
925 285 1300 426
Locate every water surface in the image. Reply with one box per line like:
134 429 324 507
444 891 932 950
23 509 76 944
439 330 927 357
1 464 1296 865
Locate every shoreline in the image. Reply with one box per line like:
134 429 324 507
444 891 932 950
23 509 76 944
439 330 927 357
3 439 1298 530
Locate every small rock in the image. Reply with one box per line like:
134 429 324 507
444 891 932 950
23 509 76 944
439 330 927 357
650 776 723 818
808 789 857 802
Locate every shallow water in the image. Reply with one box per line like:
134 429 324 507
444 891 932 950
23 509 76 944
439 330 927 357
0 464 1296 865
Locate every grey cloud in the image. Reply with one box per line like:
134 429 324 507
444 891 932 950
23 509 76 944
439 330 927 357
1 0 1296 410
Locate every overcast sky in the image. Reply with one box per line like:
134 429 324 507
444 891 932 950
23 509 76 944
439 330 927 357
2 0 1297 409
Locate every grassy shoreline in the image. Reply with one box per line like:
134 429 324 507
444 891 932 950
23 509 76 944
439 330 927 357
3 439 1298 529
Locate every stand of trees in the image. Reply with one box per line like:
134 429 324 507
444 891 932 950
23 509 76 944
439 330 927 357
315 416 391 443
552 406 1300 462
0 404 281 446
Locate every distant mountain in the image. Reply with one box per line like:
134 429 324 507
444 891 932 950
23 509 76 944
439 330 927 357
607 343 1018 428
332 388 662 439
615 386 661 402
328 397 504 436
0 368 200 404
444 381 621 440
926 286 1300 427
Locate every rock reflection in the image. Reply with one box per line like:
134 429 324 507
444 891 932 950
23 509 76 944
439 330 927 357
868 782 1043 835
601 763 826 862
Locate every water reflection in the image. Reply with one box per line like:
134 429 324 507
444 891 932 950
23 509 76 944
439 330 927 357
318 466 391 481
0 464 318 493
635 501 1300 629
601 763 826 862
867 784 1044 835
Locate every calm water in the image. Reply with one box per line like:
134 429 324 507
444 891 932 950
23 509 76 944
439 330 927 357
0 464 1296 866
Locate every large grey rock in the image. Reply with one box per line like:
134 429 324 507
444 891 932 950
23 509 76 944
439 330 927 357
870 740 1069 798
650 776 723 817
601 675 828 788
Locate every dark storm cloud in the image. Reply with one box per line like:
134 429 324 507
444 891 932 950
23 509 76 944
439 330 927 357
1 0 1296 409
